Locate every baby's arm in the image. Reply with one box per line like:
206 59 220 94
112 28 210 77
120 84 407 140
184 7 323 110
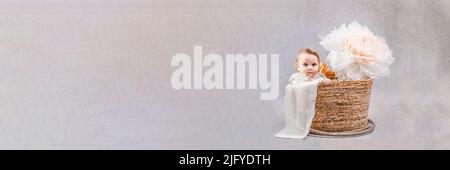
318 72 331 84
320 78 331 85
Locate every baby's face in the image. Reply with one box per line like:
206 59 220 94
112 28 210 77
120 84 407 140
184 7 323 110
296 53 319 78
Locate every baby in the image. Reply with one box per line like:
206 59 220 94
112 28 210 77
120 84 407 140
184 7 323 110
291 48 331 85
275 48 331 139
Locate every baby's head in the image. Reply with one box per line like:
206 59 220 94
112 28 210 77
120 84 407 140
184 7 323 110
295 48 321 78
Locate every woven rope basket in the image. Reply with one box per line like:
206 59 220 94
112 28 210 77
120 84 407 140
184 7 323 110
310 79 374 136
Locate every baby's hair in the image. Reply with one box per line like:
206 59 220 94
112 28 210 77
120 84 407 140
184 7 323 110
297 48 320 63
294 48 321 70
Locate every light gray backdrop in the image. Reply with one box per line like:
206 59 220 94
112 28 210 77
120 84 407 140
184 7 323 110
0 0 449 149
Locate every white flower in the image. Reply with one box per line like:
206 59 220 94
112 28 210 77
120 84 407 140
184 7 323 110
319 21 395 80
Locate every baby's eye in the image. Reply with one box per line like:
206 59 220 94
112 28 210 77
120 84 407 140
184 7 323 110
312 63 317 67
303 63 308 67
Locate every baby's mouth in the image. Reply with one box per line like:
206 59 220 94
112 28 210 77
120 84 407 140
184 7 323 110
306 72 314 78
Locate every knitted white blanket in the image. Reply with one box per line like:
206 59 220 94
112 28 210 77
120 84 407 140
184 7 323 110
275 73 324 139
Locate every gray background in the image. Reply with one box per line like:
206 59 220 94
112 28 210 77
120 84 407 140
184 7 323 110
0 0 449 149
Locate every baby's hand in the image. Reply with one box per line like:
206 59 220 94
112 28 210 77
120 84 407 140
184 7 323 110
320 78 331 85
